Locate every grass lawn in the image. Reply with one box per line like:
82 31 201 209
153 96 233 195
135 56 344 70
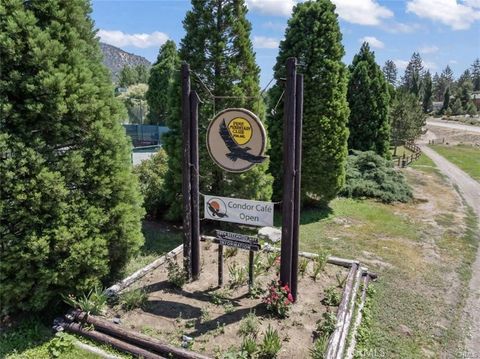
410 153 439 175
390 145 413 159
430 144 480 181
297 169 478 357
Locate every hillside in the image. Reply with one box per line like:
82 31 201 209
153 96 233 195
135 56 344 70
99 42 151 81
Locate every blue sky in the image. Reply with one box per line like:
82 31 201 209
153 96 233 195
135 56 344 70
92 0 480 87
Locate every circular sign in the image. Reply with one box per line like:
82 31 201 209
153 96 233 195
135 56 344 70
206 108 267 173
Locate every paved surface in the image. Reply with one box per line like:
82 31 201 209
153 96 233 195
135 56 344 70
426 119 480 134
419 144 480 354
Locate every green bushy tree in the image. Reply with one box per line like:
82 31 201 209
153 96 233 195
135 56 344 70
422 70 433 113
267 0 349 204
135 149 169 219
163 0 273 220
347 43 390 158
390 90 425 152
0 0 144 314
340 151 412 203
146 40 179 125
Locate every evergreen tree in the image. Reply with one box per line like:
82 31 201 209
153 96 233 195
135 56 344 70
422 70 433 113
471 58 480 91
432 72 442 101
0 0 144 313
456 71 473 110
119 65 138 87
383 60 397 87
347 42 390 157
401 52 424 96
442 87 451 113
163 0 273 219
135 64 149 84
146 40 179 125
267 0 349 204
451 98 463 115
390 90 425 150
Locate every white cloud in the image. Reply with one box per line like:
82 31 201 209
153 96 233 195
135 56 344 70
332 0 393 25
449 59 458 64
423 60 438 70
262 21 287 31
97 29 169 48
383 21 422 33
360 36 385 49
465 0 480 8
406 0 480 30
246 0 296 17
253 36 279 49
394 59 410 70
419 45 439 54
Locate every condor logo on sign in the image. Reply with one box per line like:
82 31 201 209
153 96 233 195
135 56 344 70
204 195 273 227
206 108 267 173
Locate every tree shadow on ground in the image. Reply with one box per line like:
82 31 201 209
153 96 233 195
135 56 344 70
299 203 333 225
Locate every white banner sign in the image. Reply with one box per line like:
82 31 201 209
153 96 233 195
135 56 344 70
204 195 274 227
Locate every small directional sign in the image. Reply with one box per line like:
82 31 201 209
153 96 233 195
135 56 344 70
214 230 261 251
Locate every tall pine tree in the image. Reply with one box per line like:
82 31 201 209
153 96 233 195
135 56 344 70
146 40 179 125
383 60 397 87
347 43 390 157
267 0 349 204
471 58 480 91
162 0 272 219
422 70 433 113
0 0 144 313
401 52 424 96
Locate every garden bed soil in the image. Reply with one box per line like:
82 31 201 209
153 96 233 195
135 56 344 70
106 241 347 358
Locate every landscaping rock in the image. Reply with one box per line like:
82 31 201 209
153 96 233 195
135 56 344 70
258 227 281 243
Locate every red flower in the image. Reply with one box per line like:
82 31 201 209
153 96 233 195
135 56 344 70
287 293 293 302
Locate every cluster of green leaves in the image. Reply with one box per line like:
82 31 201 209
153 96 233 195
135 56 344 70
146 40 179 125
228 263 248 289
118 64 149 88
340 151 413 203
0 0 144 314
267 0 349 204
134 148 169 219
166 256 187 288
120 288 148 311
62 286 108 315
322 286 341 307
348 43 391 158
390 90 426 146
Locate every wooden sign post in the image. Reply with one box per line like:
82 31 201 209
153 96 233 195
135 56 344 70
280 57 303 301
214 230 261 289
181 63 200 280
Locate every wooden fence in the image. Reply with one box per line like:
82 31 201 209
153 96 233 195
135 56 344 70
393 141 421 168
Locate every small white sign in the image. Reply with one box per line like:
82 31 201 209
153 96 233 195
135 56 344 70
204 195 274 227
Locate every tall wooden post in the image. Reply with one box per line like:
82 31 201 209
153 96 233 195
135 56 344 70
190 91 200 279
291 73 303 301
280 57 297 287
181 63 192 280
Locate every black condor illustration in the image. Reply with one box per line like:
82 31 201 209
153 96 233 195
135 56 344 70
219 119 267 164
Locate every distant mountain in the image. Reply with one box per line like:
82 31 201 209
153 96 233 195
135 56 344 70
99 42 151 82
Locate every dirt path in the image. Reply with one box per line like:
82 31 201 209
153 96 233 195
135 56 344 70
419 144 480 354
427 119 480 134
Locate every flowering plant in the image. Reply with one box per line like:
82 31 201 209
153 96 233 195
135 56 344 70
263 280 293 318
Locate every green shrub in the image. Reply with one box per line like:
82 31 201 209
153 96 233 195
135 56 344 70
340 151 412 203
241 336 258 358
309 334 329 359
322 287 341 306
298 258 309 277
238 311 260 338
166 257 187 288
134 148 169 219
311 250 328 281
120 288 148 310
316 311 337 337
258 325 282 359
63 286 107 315
228 263 248 289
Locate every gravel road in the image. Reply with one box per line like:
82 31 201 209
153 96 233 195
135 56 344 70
419 144 480 354
426 119 480 134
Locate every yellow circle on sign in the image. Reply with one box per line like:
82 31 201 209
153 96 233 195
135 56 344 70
227 117 252 145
